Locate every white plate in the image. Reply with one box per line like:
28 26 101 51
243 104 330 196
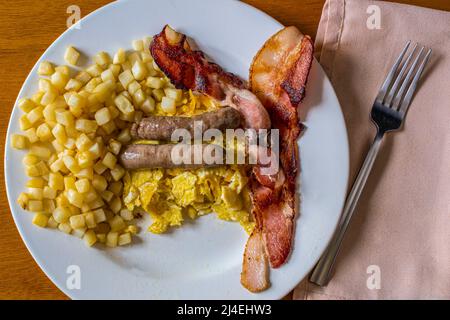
4 0 349 299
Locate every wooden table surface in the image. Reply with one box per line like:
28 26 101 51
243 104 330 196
1 0 449 300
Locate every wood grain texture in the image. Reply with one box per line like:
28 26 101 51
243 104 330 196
0 0 449 300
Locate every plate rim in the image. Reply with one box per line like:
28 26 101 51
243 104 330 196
4 0 349 300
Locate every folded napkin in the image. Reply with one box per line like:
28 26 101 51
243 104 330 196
294 0 450 299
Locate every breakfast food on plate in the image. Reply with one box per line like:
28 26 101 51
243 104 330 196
11 35 253 245
130 106 242 141
10 23 313 293
149 25 313 292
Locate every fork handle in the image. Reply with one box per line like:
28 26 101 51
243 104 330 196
309 131 384 286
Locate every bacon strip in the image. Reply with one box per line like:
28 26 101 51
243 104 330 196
246 27 313 270
150 25 271 130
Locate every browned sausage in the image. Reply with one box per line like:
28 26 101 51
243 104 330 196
130 107 242 141
120 144 227 169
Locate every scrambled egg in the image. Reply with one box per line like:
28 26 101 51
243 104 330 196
123 90 255 234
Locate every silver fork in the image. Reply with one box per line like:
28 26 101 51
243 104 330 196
309 41 432 286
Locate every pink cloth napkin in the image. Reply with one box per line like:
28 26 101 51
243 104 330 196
294 0 450 299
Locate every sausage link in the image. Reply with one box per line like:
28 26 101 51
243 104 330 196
130 107 242 141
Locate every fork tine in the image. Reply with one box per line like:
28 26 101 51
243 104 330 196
384 43 418 107
398 48 432 115
376 41 411 104
391 46 424 109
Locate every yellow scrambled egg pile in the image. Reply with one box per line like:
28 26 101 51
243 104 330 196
123 91 255 234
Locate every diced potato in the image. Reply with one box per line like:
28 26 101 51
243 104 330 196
101 120 116 135
161 97 176 113
108 139 121 155
94 107 111 126
38 61 54 76
88 142 102 160
97 233 106 243
75 119 98 133
26 178 45 188
84 230 97 247
108 181 122 196
164 88 183 101
113 48 126 64
69 214 86 229
28 200 43 212
94 51 111 68
75 178 90 193
36 123 52 141
102 152 117 170
86 64 103 77
75 167 93 180
93 208 106 223
55 65 70 76
24 128 38 144
48 172 64 190
118 70 134 89
101 68 115 82
106 231 118 247
118 232 132 246
58 222 72 234
33 213 49 228
67 189 84 208
109 196 122 214
133 89 146 106
52 123 67 143
109 64 121 77
116 128 131 143
27 106 44 124
43 199 56 213
127 81 141 95
131 60 147 81
28 187 43 200
11 134 28 149
75 71 92 85
120 209 133 221
140 97 155 114
63 155 79 174
68 93 87 110
64 46 80 65
143 36 153 52
55 109 74 126
19 115 32 131
110 165 125 181
72 227 86 238
132 39 144 51
51 71 69 91
114 95 134 115
127 51 141 65
75 134 92 151
47 216 58 228
18 98 36 113
43 186 57 199
147 76 164 89
65 79 83 92
92 174 108 192
29 144 52 160
17 193 29 209
101 190 114 202
152 88 165 102
125 225 139 235
23 154 39 166
93 160 107 175
85 211 97 228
